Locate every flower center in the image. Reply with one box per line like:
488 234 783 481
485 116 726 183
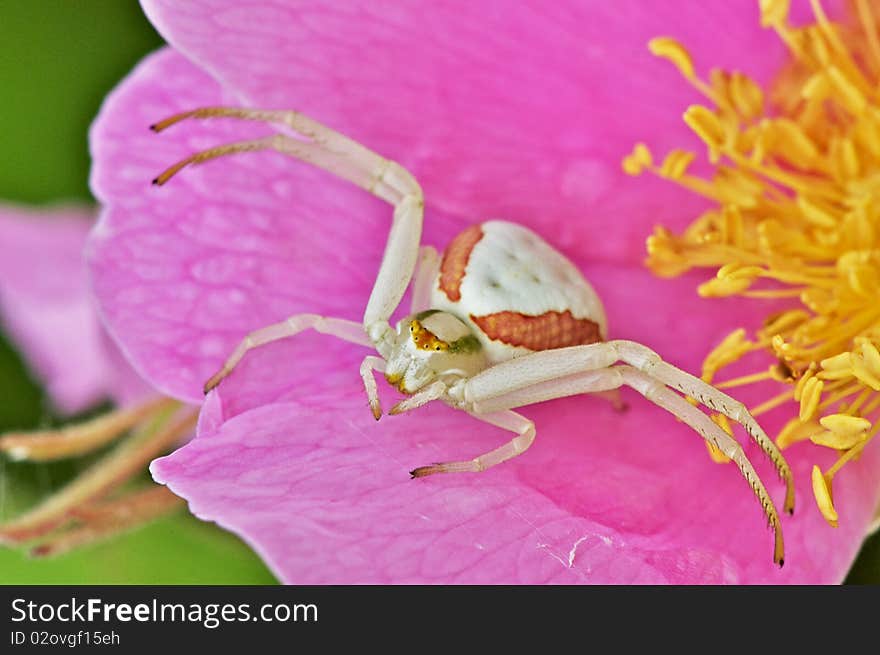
624 0 880 527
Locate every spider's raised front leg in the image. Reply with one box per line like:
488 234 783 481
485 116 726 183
463 340 795 515
151 107 425 349
461 363 785 565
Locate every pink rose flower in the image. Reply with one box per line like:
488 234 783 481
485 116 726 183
84 0 879 582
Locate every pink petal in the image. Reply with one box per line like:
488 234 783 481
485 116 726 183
153 265 880 583
140 0 802 263
0 204 147 413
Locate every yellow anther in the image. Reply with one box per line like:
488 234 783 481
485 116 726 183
702 328 753 379
759 0 790 28
827 66 867 115
683 105 726 152
820 352 853 372
728 72 764 120
861 341 880 376
801 72 831 102
794 367 815 402
717 263 764 280
776 416 820 449
851 355 880 390
811 465 839 528
659 149 696 180
798 376 824 421
771 119 821 165
819 413 872 436
622 142 653 175
810 429 865 450
697 275 752 297
648 37 695 79
829 137 860 180
796 195 838 228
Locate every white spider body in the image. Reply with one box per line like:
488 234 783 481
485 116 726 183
429 220 608 363
153 105 795 565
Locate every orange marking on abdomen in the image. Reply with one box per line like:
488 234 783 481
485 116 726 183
471 310 602 351
438 224 484 301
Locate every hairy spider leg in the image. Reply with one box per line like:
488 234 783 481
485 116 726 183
461 340 795 514
453 364 785 566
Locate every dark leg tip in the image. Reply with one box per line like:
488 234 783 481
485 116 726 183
151 178 160 186
777 558 784 568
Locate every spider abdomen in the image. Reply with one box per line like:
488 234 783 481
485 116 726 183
431 220 607 362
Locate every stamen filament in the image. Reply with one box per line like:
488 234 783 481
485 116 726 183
30 486 185 558
0 404 193 544
0 397 176 462
855 0 880 74
716 370 775 389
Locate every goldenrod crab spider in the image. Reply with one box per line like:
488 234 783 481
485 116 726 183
151 106 794 566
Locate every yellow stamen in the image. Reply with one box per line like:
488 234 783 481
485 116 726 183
812 465 839 527
633 0 880 525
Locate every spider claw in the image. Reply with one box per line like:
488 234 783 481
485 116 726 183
410 465 439 478
203 370 227 394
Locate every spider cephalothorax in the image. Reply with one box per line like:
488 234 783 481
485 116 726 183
152 106 795 566
383 310 486 394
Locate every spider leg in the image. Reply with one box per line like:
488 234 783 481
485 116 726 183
360 356 386 420
410 245 441 313
151 107 424 344
410 409 535 478
204 314 370 393
388 381 448 416
463 340 795 514
612 340 794 514
465 365 785 566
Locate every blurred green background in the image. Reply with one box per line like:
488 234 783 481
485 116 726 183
0 0 876 584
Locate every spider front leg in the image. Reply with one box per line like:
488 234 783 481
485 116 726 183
464 341 795 514
461 362 785 566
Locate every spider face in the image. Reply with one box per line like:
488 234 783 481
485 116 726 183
384 310 487 393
